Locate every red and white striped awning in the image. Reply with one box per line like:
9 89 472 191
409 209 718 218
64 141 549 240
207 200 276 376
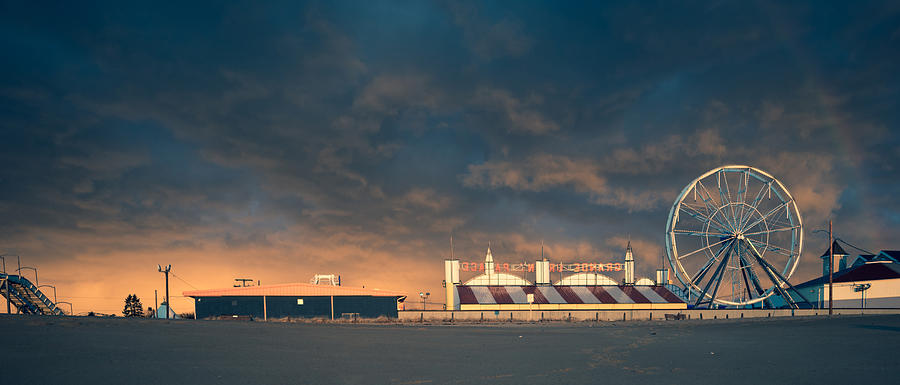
457 285 683 305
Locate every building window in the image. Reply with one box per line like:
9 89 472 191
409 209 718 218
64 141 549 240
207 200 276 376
232 300 237 306
297 298 304 305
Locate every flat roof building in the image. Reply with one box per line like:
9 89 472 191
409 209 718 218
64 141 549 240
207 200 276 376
184 281 406 320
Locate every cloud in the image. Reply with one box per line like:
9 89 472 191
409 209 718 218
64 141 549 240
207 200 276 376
472 88 559 134
462 153 671 211
399 188 452 212
460 126 737 211
445 2 532 60
353 74 442 115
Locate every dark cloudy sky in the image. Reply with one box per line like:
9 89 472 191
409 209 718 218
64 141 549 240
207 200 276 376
1 1 898 314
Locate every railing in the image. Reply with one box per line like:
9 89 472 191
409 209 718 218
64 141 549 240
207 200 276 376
0 273 64 315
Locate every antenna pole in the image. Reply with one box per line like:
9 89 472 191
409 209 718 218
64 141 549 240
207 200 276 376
450 234 454 259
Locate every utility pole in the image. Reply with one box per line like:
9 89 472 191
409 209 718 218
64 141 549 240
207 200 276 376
154 290 158 319
828 221 833 316
157 264 171 319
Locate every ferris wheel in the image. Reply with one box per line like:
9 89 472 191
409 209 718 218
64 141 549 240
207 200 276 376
665 165 811 309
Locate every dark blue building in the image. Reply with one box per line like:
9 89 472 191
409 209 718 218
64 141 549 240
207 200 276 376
185 282 406 320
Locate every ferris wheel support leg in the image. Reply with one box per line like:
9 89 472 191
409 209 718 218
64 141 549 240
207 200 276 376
756 260 796 309
694 242 735 309
704 250 732 309
753 249 813 309
738 257 755 303
738 253 773 308
745 241 812 309
691 240 734 287
690 246 724 287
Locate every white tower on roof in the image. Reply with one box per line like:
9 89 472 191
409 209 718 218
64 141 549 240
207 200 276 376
463 245 532 286
625 241 635 285
484 245 495 277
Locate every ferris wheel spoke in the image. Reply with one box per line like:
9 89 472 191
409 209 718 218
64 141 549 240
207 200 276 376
742 225 801 237
722 170 742 230
677 237 732 260
716 171 738 229
672 229 732 238
745 238 794 258
735 204 748 236
763 218 797 232
697 181 736 232
735 172 755 231
741 200 790 233
681 202 725 226
739 170 749 205
679 204 733 234
738 181 769 229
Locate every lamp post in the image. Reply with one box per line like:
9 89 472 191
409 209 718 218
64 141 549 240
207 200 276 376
418 292 430 311
17 266 38 286
38 284 57 303
853 283 871 309
157 264 171 320
56 301 73 316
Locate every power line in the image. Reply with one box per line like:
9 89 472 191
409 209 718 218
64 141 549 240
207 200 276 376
836 237 877 256
170 272 198 290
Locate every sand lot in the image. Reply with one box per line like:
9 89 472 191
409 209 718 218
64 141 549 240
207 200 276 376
1 314 898 384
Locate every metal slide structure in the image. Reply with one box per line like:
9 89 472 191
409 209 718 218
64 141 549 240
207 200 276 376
0 273 64 315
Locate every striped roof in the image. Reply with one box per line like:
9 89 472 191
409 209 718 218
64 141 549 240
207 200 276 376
184 282 406 298
457 285 683 305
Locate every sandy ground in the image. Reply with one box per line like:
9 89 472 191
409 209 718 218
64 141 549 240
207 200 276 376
1 314 898 384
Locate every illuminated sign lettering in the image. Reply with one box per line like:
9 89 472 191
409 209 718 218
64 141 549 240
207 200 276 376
459 262 624 272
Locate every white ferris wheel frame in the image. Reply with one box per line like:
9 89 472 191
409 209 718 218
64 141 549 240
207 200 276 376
665 165 803 307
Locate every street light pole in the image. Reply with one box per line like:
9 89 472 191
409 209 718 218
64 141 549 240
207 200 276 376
56 301 73 316
157 264 171 320
418 292 430 311
829 220 833 316
17 266 38 286
38 284 57 303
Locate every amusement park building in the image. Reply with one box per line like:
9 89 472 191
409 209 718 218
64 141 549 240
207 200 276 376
772 243 900 309
444 244 686 311
184 280 406 320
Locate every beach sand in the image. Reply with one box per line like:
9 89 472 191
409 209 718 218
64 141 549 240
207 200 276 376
1 314 897 384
